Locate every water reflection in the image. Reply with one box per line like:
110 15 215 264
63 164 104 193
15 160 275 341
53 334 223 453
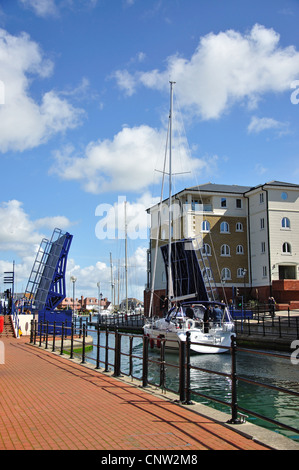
82 329 299 441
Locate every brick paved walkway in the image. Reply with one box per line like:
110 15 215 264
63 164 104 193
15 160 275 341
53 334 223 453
0 336 271 450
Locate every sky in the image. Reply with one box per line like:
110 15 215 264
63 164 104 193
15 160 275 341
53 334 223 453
1 0 299 303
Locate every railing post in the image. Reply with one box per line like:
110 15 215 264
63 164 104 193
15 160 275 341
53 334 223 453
34 320 37 345
129 336 133 377
184 331 192 405
159 339 166 391
95 325 100 369
60 322 64 355
104 327 109 372
142 334 149 387
278 316 282 338
70 322 74 359
113 329 121 376
227 335 241 424
45 321 49 349
79 317 82 338
81 324 86 364
30 319 34 343
39 321 43 347
179 338 186 403
52 321 56 352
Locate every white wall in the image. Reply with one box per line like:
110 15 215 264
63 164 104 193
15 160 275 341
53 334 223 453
18 315 34 336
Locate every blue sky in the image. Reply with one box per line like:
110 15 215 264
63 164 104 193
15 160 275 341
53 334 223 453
1 0 299 302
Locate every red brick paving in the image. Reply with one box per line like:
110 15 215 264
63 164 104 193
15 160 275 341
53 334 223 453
0 336 270 450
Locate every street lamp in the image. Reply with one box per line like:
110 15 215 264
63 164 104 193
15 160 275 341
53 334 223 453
70 276 77 317
97 281 102 314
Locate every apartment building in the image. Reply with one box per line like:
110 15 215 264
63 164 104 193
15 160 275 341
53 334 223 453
144 180 299 315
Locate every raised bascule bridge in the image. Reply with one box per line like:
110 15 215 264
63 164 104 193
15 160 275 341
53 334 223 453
1 228 73 338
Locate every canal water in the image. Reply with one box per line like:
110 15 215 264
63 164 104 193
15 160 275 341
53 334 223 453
80 328 299 442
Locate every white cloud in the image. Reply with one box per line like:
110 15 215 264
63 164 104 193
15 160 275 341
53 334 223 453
51 124 212 194
254 163 268 176
114 24 299 120
0 200 73 255
19 0 58 17
19 0 99 17
248 116 289 135
0 29 83 152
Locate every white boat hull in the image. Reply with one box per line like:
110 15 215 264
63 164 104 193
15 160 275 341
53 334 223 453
143 323 235 354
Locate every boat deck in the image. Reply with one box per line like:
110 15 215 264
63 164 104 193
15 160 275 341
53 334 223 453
0 335 295 451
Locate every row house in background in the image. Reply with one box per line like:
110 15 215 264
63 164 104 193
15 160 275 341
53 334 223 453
58 296 109 311
144 181 299 316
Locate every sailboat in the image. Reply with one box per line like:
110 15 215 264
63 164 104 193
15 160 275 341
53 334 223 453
143 82 235 354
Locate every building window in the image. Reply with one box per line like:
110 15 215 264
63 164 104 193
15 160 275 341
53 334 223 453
281 217 291 229
236 245 244 255
202 243 211 256
237 268 244 278
201 220 210 232
261 241 266 253
260 193 264 204
236 222 243 232
263 266 267 277
282 242 291 254
260 218 265 230
191 199 200 210
220 221 229 233
236 198 242 209
281 192 288 200
221 244 230 256
221 198 227 208
221 268 231 280
203 268 212 280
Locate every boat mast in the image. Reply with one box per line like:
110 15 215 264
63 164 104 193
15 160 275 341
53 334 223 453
125 200 128 314
168 81 175 309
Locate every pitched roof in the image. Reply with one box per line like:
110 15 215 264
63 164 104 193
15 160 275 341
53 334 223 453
188 181 299 195
187 182 252 194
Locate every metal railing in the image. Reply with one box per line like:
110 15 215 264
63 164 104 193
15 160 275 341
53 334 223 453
30 320 299 438
234 313 299 339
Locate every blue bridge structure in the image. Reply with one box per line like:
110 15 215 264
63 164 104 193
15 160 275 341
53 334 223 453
25 228 73 334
